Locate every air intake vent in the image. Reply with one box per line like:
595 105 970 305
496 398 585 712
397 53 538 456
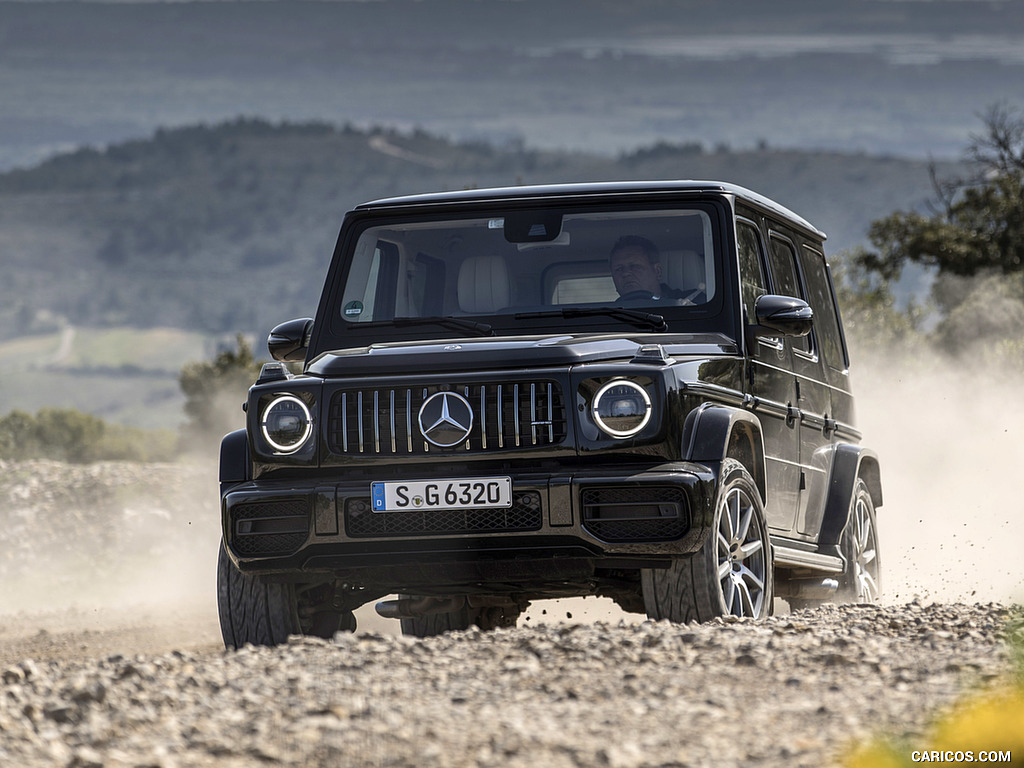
230 499 310 556
581 486 689 542
328 381 566 455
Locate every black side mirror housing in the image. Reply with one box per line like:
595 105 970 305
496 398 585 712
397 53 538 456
750 295 813 339
268 318 314 362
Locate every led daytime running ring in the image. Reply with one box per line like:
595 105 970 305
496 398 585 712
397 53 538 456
592 379 652 438
261 395 313 454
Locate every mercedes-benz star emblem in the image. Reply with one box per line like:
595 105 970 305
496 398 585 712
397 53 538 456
418 392 474 447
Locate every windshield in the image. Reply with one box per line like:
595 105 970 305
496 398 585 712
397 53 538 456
337 205 721 332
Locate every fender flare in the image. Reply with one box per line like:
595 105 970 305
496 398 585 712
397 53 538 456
819 443 883 546
682 403 767 504
219 428 250 487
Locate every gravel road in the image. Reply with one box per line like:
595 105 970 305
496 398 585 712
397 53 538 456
0 601 1017 768
0 460 1020 767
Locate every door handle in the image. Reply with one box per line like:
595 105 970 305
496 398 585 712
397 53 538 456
786 404 800 427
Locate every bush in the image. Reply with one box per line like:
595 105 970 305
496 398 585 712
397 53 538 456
178 334 263 448
0 408 178 464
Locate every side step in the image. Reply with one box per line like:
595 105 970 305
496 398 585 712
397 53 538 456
773 544 844 574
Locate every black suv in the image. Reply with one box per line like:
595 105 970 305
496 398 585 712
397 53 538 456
216 181 882 645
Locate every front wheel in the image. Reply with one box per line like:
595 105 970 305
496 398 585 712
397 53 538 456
642 459 773 622
217 542 354 647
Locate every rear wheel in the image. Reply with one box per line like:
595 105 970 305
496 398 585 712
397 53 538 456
786 477 881 611
217 542 355 648
399 599 521 637
837 478 881 602
642 459 773 622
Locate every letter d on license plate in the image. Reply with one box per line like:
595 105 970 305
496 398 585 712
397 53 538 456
371 477 512 512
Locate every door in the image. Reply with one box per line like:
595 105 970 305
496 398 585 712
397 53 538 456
768 231 833 537
795 244 850 537
737 216 800 533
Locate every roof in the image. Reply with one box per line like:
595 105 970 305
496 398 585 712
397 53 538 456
356 180 827 240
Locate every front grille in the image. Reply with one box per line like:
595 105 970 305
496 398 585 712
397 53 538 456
327 381 566 456
581 486 689 542
344 491 543 538
231 499 310 556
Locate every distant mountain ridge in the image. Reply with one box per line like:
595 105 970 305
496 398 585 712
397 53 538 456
0 118 958 343
1 0 1022 170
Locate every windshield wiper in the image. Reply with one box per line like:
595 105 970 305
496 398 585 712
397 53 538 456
515 307 667 332
355 316 494 337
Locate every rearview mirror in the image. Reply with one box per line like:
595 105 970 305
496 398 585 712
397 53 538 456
751 295 813 338
268 318 313 362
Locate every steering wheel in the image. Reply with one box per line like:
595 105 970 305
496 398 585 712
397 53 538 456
616 290 656 303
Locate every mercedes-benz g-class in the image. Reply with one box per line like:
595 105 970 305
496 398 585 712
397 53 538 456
216 181 882 645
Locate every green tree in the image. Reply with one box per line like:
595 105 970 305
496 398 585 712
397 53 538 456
831 249 923 352
0 408 177 463
853 103 1024 359
0 410 43 459
860 103 1024 282
178 335 263 446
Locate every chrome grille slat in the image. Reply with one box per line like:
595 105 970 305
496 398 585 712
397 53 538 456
497 385 504 448
480 385 488 450
341 393 348 452
514 383 520 447
530 383 537 446
406 390 413 453
389 390 396 454
328 380 566 456
357 392 364 453
547 383 554 442
373 390 380 454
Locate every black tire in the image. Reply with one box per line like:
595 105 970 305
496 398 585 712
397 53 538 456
836 478 882 603
642 459 773 622
217 541 354 648
786 477 881 611
399 600 521 637
400 606 474 638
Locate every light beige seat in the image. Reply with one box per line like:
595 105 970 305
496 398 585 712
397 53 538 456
457 255 511 313
662 249 707 301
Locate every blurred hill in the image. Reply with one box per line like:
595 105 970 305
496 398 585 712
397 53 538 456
1 0 1023 171
0 118 960 346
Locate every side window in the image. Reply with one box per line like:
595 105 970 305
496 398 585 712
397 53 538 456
737 220 767 324
799 245 847 370
341 238 399 322
359 248 383 317
767 235 810 353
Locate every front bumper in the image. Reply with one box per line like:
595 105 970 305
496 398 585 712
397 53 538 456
222 463 717 582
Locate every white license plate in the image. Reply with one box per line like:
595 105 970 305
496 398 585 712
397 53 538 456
370 477 512 512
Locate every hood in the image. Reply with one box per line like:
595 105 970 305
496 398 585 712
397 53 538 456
306 333 739 377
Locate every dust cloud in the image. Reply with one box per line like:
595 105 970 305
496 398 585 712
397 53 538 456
853 349 1024 606
0 461 225 653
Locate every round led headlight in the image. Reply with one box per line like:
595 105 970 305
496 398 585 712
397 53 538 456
261 395 313 454
592 380 652 438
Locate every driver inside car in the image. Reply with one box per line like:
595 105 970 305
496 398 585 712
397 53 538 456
609 235 689 302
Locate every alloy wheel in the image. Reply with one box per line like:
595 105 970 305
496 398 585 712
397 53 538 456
850 494 880 602
716 486 768 617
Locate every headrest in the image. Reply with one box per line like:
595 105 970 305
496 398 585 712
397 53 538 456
662 249 706 291
458 255 510 314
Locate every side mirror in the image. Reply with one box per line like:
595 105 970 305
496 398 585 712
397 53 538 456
751 295 813 339
268 318 314 362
